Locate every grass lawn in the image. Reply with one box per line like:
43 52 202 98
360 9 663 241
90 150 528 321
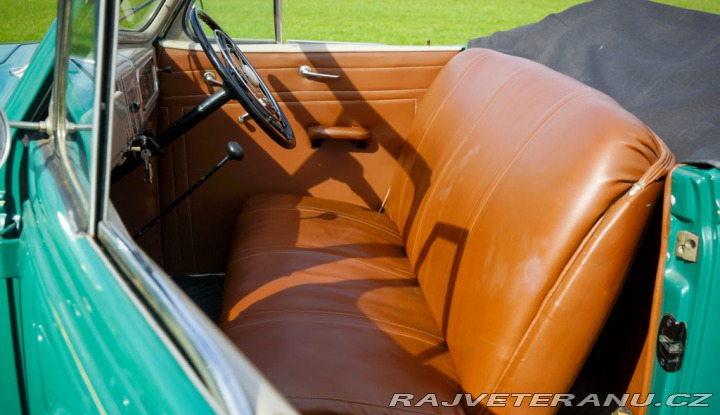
0 1 58 43
1 0 719 45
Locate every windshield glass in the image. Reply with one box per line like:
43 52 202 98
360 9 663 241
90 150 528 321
119 0 164 31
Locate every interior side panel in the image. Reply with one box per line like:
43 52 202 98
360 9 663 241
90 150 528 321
156 47 458 273
111 162 164 266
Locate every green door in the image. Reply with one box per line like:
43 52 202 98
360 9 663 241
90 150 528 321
11 1 217 413
649 165 720 414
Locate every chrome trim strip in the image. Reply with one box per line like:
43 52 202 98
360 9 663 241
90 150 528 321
160 39 464 53
52 0 72 151
8 120 49 133
83 220 220 413
35 141 87 233
118 0 158 24
48 0 88 233
88 0 119 236
0 108 10 169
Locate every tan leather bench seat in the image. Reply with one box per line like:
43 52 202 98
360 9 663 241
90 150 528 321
222 194 463 414
220 49 674 414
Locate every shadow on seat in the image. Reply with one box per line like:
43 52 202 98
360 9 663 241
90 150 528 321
220 49 674 415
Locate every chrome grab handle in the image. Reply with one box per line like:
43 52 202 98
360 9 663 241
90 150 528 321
298 65 340 80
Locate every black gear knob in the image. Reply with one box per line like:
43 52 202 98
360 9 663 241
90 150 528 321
226 141 244 161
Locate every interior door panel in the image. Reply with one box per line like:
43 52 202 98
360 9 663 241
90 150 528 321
155 45 458 273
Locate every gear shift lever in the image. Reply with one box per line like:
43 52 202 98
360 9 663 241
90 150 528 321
134 141 244 240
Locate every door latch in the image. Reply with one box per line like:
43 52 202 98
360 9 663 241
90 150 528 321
657 313 686 372
675 231 699 262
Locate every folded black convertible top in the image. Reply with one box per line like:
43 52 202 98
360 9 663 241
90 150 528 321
468 0 720 165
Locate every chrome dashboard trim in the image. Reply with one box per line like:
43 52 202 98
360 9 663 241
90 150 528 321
112 47 160 167
116 48 159 129
136 52 159 112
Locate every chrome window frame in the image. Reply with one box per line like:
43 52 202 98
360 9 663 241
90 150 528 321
119 0 167 33
50 0 114 235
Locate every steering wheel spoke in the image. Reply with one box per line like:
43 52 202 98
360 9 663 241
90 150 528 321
190 9 295 149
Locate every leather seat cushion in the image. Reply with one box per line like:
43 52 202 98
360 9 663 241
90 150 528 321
221 194 463 415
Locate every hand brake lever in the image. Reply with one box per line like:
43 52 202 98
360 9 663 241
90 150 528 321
133 141 244 240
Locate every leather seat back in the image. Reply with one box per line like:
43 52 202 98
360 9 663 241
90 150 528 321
385 49 673 400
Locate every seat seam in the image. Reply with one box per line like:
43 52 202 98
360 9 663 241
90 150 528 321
479 97 644 404
242 200 380 218
392 52 492 229
227 309 446 343
230 243 410 260
410 88 595 338
407 64 534 257
229 249 416 280
240 206 402 240
442 89 596 293
225 317 450 349
230 243 406 259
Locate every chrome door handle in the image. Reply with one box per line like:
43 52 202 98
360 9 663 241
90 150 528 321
298 65 340 80
203 71 223 87
9 63 29 77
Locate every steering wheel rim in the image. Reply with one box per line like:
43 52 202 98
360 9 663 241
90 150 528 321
189 8 295 149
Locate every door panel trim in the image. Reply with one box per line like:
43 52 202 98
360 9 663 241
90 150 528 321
151 46 457 273
160 39 463 53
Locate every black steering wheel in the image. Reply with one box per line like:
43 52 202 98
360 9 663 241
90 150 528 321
189 9 295 149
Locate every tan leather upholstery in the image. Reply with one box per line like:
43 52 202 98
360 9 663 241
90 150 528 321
625 172 677 415
221 49 674 414
156 47 457 273
222 194 463 415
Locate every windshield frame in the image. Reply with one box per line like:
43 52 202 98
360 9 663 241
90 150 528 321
117 0 185 45
182 0 283 45
119 0 166 32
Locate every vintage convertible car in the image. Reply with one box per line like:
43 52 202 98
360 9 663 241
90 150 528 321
0 0 718 414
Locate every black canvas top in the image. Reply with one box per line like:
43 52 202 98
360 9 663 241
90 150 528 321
468 0 720 164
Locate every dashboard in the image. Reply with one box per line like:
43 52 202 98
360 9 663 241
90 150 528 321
112 47 159 167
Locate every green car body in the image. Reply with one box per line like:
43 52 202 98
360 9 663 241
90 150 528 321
0 1 718 414
0 16 217 415
650 167 720 414
0 3 291 414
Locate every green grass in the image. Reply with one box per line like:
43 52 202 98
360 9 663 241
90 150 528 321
0 0 57 43
203 0 720 45
285 0 602 45
2 0 719 45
